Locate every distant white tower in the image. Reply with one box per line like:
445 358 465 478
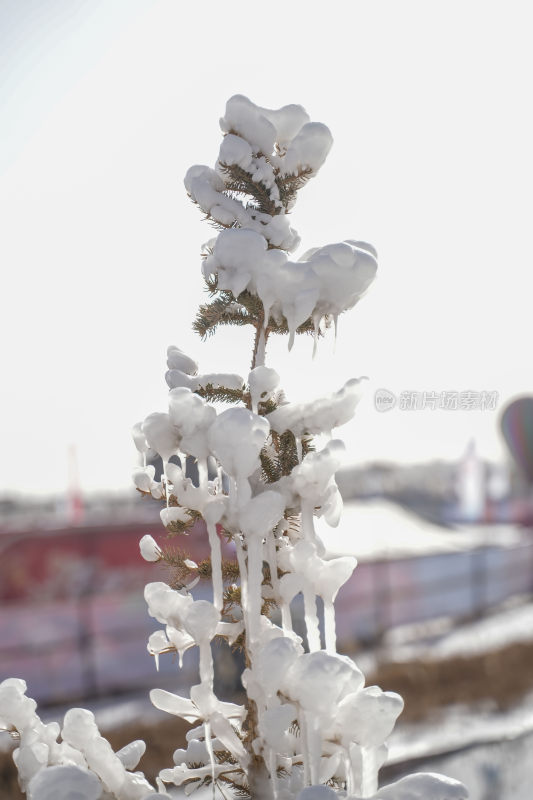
456 439 485 521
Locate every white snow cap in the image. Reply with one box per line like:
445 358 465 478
267 378 366 437
166 368 244 393
280 121 333 175
248 365 280 410
141 412 180 462
220 95 311 154
166 346 198 375
139 534 162 562
131 421 150 454
168 387 216 460
292 440 346 499
203 230 377 347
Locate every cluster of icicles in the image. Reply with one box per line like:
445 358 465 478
0 346 468 800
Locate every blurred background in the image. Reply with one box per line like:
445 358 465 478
1 1 533 797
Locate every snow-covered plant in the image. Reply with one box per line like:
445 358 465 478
2 96 468 800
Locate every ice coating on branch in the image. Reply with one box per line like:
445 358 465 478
279 540 356 605
267 378 366 437
131 422 150 455
0 679 36 730
166 345 198 375
287 651 364 716
292 440 345 500
331 686 404 748
239 490 285 539
116 740 146 771
203 230 378 347
159 506 192 529
248 366 280 412
144 582 193 627
207 407 270 479
0 680 157 798
139 535 161 562
141 413 179 463
168 388 216 460
27 765 102 800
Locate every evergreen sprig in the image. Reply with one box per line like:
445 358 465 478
219 162 279 217
196 383 245 404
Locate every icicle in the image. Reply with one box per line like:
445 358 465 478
163 461 169 508
266 529 280 596
348 742 365 798
303 586 321 652
216 464 224 493
306 711 322 786
333 312 339 350
345 748 355 797
199 639 214 689
228 476 237 517
204 720 216 799
312 313 320 359
154 653 160 671
268 750 279 800
207 520 223 612
198 458 208 491
281 601 293 635
235 537 249 631
295 436 303 463
299 711 311 787
323 598 336 653
288 328 295 351
245 533 263 651
301 499 315 542
262 299 272 330
361 746 378 797
255 328 266 367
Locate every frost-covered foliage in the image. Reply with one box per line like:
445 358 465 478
2 97 468 800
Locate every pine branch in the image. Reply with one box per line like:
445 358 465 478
164 501 202 535
193 299 256 339
218 162 279 217
223 584 242 615
260 448 281 484
278 430 299 476
196 383 245 404
276 167 313 208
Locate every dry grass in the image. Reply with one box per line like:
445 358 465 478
368 639 533 721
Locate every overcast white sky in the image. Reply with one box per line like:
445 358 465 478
1 0 531 495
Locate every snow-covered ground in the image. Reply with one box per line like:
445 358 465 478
382 597 533 662
386 696 533 800
318 499 525 561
